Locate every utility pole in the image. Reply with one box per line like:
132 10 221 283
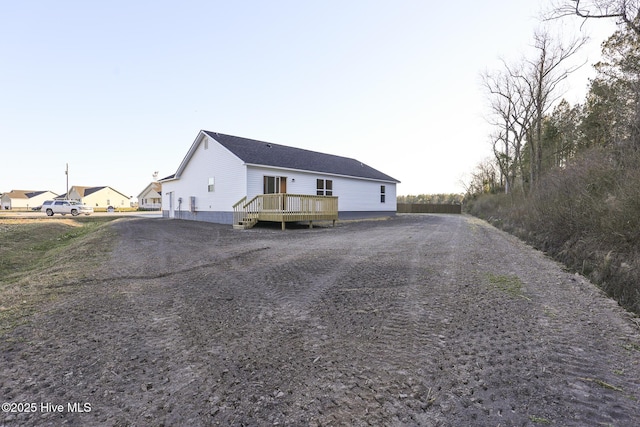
65 163 69 200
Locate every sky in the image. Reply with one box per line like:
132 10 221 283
0 1 619 199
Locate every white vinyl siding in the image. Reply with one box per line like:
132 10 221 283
162 135 246 212
138 185 162 209
247 166 396 212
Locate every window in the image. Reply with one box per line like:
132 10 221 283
263 176 286 194
380 185 386 203
316 179 333 196
208 177 215 192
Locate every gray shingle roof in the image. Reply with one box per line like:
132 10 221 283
203 131 399 182
3 190 48 199
24 190 46 198
84 186 106 197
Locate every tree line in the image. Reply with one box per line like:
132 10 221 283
397 194 464 204
467 0 639 196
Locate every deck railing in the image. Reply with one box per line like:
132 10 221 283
233 193 338 229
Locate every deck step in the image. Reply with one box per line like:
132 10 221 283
233 217 258 230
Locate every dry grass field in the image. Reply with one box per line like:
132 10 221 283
0 217 119 336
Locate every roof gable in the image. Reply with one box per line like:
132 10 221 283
137 182 162 198
71 186 90 197
202 131 400 182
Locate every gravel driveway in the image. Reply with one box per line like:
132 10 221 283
2 214 639 426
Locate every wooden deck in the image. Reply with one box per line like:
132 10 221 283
233 194 338 230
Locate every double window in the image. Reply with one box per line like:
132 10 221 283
317 179 333 196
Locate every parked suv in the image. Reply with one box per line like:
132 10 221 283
41 200 93 216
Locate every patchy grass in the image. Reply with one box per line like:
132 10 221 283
0 217 120 337
622 341 640 352
486 273 528 299
529 415 551 424
579 377 624 393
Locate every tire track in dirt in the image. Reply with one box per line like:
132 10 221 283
2 216 639 426
429 217 640 426
273 217 462 426
422 219 546 424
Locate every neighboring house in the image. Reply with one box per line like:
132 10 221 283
161 130 400 226
1 190 58 210
137 182 162 210
58 186 131 209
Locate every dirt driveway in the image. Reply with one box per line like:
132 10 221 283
2 214 639 426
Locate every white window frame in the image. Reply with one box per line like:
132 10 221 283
316 179 333 196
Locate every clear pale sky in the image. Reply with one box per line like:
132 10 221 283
0 1 617 199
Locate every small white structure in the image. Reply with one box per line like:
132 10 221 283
60 186 131 209
137 182 162 210
1 190 58 210
161 130 400 225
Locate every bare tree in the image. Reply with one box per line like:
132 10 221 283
464 158 500 196
551 0 640 35
482 61 533 194
522 31 587 184
483 30 586 189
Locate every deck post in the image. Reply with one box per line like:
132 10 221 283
281 220 286 231
309 220 313 229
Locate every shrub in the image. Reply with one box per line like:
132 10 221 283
468 146 640 315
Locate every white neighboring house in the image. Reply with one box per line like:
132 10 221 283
1 190 58 210
160 130 400 225
59 186 131 209
137 182 162 210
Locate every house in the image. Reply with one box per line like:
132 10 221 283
1 190 58 210
161 130 400 228
137 182 162 210
58 186 131 209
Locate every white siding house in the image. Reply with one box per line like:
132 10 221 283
161 130 399 225
137 182 163 210
1 190 58 210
